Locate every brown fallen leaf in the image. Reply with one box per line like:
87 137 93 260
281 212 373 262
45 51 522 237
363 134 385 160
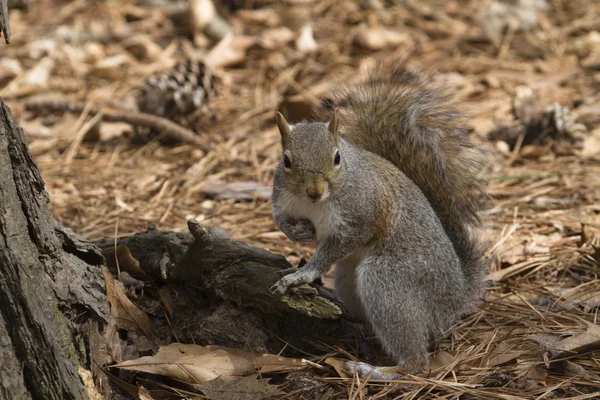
195 375 283 400
545 284 600 312
582 128 600 158
250 352 305 374
158 286 174 318
515 361 548 382
429 351 456 370
97 122 131 142
103 244 147 279
324 357 350 378
296 24 318 53
102 269 152 337
88 54 131 81
236 9 281 26
553 322 600 359
486 341 523 367
259 27 295 50
520 144 548 159
353 25 410 51
112 343 305 384
205 33 256 69
137 386 154 400
558 360 600 381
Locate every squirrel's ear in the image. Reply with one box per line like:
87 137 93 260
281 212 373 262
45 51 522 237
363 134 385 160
328 108 339 139
276 112 291 146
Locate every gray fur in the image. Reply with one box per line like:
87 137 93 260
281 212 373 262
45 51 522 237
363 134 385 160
270 65 489 379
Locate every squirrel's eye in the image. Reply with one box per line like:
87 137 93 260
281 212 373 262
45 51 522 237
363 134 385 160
334 151 341 166
283 154 292 169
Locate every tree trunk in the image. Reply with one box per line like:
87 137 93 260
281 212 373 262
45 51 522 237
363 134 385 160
0 99 109 400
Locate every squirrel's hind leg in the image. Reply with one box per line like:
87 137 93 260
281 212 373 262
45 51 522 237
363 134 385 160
333 255 366 320
343 255 430 380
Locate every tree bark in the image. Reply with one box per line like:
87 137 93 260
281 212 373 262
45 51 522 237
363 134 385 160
0 0 9 44
0 99 109 400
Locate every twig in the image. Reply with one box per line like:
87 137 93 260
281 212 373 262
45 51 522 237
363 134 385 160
24 99 213 151
65 105 103 165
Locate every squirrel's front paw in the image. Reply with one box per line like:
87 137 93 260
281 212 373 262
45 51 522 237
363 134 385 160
270 268 320 295
281 219 315 242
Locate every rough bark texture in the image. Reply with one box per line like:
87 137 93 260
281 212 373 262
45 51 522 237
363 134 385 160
0 99 108 400
95 221 356 357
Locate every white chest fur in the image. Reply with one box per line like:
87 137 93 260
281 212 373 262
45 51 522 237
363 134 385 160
279 191 344 241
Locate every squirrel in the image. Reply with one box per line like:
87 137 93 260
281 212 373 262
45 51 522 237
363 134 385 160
269 64 489 380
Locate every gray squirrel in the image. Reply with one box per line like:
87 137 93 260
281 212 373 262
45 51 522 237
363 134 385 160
269 64 489 379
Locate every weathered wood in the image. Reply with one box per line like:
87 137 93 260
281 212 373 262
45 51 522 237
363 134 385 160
95 221 357 356
0 99 109 400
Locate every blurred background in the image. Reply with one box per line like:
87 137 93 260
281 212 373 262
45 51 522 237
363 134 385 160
1 0 599 265
2 1 600 397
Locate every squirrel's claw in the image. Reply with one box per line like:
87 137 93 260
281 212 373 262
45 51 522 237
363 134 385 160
270 267 320 295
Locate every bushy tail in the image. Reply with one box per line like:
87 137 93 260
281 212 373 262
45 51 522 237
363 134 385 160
326 64 489 295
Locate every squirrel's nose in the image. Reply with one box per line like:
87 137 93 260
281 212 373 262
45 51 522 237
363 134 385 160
306 188 323 201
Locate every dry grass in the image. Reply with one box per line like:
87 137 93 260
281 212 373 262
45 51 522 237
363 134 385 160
2 0 600 398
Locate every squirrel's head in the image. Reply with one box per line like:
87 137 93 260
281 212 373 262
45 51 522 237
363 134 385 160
275 109 342 203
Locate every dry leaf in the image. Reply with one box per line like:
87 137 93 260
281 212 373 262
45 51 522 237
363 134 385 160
88 54 130 81
259 27 295 50
121 35 163 62
252 352 305 374
137 386 154 400
237 9 281 27
545 284 600 311
112 343 305 384
558 360 600 381
553 322 600 358
0 58 54 97
195 375 283 400
103 244 147 279
480 0 548 45
324 357 351 378
496 140 511 157
158 286 174 318
0 58 22 82
429 351 456 370
189 0 216 31
353 25 410 50
487 341 523 367
205 34 256 68
98 122 131 142
296 24 318 53
520 144 548 159
102 269 152 337
581 128 600 158
78 366 103 400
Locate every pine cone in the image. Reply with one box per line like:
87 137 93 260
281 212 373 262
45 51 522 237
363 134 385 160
136 57 217 130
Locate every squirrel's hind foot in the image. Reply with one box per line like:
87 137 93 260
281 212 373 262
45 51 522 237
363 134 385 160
343 361 404 380
343 357 429 380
